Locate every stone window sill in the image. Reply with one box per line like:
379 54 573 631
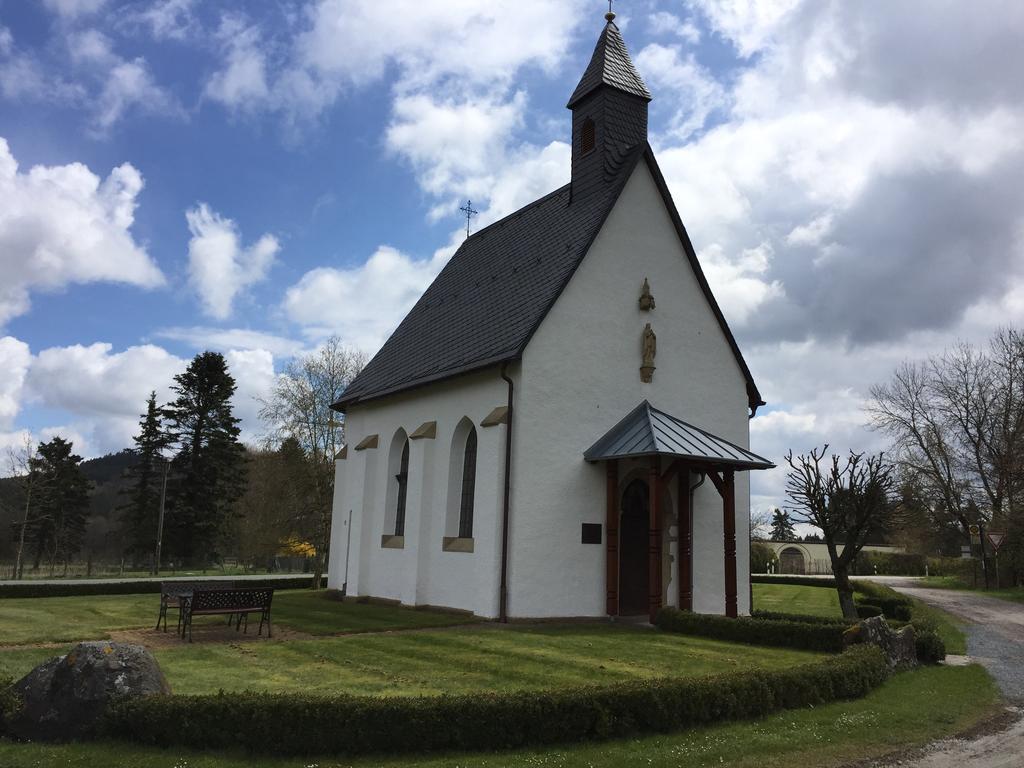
381 535 405 549
442 537 474 553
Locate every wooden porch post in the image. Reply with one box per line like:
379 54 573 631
677 469 693 612
605 460 619 616
722 469 737 618
648 457 662 623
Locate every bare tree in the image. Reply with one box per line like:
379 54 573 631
749 508 772 540
868 329 1024 583
5 436 48 580
258 337 367 588
785 446 897 619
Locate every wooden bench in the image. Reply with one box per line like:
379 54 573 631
157 581 236 634
181 588 274 642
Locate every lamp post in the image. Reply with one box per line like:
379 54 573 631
153 457 170 576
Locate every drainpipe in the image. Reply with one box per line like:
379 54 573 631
499 362 515 623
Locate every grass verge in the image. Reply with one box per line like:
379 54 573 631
0 664 1000 767
0 625 822 696
919 576 1024 604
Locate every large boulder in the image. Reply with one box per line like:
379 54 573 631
5 641 170 742
843 615 918 670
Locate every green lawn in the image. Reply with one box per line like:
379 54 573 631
0 664 1000 767
0 624 822 696
752 581 968 654
0 590 473 646
752 582 842 617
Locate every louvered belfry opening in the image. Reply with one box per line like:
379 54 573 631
568 19 652 199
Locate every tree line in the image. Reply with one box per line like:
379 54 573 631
4 338 365 582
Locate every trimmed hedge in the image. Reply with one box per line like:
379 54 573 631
855 604 884 619
655 608 845 652
102 646 889 758
0 575 326 599
751 575 836 588
751 609 854 627
857 597 912 621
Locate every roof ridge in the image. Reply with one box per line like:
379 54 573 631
463 182 570 244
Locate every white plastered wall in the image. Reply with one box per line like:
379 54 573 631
510 159 756 618
327 370 509 618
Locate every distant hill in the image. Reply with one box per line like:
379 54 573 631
0 449 138 564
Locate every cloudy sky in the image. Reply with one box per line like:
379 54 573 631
1 0 1022 512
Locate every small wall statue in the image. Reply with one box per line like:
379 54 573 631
638 277 656 310
640 322 657 383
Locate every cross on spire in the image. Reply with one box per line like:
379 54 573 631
460 199 478 239
606 0 615 21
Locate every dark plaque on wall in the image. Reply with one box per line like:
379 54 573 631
581 523 602 544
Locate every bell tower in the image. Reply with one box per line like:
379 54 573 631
568 11 652 199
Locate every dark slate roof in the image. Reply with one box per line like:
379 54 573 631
584 401 775 469
567 21 652 108
335 147 765 413
335 146 645 410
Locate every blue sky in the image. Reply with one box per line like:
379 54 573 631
2 0 1023 513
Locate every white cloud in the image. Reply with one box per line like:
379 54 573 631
120 0 197 41
66 30 183 132
0 336 31 430
386 92 526 203
0 138 164 326
648 11 701 44
19 341 279 457
283 246 449 352
42 0 108 19
637 43 727 139
203 15 269 109
186 203 279 320
155 327 306 359
688 0 803 58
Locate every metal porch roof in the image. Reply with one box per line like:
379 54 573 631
583 400 775 470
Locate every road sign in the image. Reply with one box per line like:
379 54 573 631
986 531 1006 552
969 524 980 536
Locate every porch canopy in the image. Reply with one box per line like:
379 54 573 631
584 400 774 621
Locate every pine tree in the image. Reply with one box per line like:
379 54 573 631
123 392 170 562
25 437 92 575
163 352 246 566
769 508 797 541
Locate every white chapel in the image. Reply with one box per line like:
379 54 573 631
327 13 773 622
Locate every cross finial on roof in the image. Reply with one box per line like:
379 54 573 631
459 199 478 239
606 0 615 22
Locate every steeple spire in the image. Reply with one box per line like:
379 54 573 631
567 13 651 197
567 14 651 109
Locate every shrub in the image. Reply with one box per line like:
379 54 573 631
0 676 19 737
855 597 912 622
852 551 926 576
751 609 854 626
655 608 846 652
751 575 835 588
103 647 889 758
750 542 775 574
0 576 326 599
914 629 946 664
855 604 884 619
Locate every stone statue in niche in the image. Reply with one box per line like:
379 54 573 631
638 277 656 310
640 322 657 383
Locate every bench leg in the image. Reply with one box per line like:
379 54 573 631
156 604 164 632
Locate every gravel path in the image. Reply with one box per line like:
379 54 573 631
879 582 1024 768
890 584 1024 703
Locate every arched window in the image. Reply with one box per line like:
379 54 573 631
458 428 477 538
394 439 409 536
581 117 596 154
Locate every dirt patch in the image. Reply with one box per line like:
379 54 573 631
109 623 314 650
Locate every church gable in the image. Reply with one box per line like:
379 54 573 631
335 13 761 415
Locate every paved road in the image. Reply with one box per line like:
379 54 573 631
881 581 1024 768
